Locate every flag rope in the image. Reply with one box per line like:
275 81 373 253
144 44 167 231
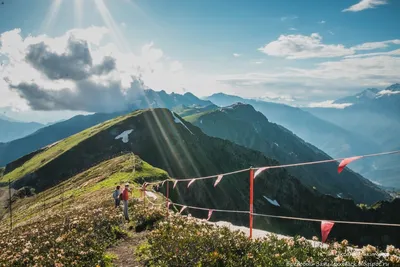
146 149 400 186
166 201 400 227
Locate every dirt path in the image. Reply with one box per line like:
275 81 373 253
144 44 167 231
106 230 148 267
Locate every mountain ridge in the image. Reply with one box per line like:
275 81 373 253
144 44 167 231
1 108 400 247
182 103 389 204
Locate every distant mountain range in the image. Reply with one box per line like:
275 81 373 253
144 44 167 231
0 117 43 143
334 84 400 106
1 84 398 191
182 103 389 204
206 93 382 171
305 83 400 188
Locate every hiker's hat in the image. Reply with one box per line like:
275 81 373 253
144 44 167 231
125 183 129 186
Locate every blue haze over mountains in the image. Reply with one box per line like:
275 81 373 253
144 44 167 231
1 84 399 192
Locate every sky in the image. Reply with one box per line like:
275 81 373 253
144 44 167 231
0 0 399 123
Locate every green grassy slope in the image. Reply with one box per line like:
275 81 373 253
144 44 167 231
0 153 167 228
1 111 144 183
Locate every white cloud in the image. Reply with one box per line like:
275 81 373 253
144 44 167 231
328 31 335 35
218 54 400 103
345 49 400 58
319 20 326 24
308 100 353 109
233 53 241 57
280 15 298 21
259 33 400 59
169 60 183 72
289 28 297 31
258 33 354 59
343 0 388 12
0 27 205 112
352 39 400 51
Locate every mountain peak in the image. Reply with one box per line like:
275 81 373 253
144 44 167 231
386 83 400 92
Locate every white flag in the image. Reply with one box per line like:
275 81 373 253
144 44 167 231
214 175 224 187
254 167 269 179
179 206 187 214
187 179 196 188
207 210 214 221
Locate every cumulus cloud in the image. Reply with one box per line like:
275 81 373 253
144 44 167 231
258 33 354 59
345 49 400 58
233 53 241 57
319 20 326 24
343 0 388 12
218 54 400 102
308 100 353 109
258 33 400 59
24 37 116 80
0 26 195 112
352 39 400 51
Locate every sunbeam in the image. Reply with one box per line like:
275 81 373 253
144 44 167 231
74 0 83 27
41 0 63 32
93 0 130 52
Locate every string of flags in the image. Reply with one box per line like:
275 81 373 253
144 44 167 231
140 149 400 242
155 200 400 243
145 149 400 189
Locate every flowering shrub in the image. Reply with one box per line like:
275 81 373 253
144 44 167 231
140 212 400 267
0 202 124 266
130 201 166 232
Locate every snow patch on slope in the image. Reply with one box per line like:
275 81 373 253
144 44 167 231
171 111 194 135
115 129 133 143
376 90 400 97
263 196 280 207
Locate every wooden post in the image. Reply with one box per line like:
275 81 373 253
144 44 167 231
143 184 146 208
249 168 254 239
8 178 12 230
166 181 170 215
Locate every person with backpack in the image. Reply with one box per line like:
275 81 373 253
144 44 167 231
112 185 121 208
122 183 131 221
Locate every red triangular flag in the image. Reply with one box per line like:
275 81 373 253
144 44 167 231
338 156 362 173
214 175 224 187
254 167 269 179
321 221 335 243
173 180 178 189
187 179 195 188
207 210 214 221
179 206 187 214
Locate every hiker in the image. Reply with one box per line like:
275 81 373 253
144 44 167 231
122 183 131 221
112 186 121 208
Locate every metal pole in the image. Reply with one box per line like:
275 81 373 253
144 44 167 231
249 168 254 239
8 178 12 230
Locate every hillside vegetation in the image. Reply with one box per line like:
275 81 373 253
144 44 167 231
1 108 400 249
0 153 399 266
